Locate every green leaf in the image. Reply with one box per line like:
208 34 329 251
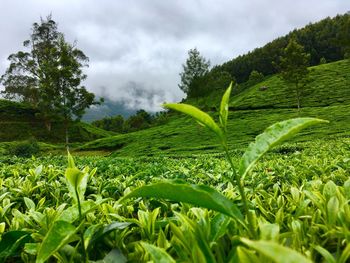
24 243 39 256
239 118 328 179
65 167 85 190
141 242 175 263
95 249 127 263
327 196 339 225
120 181 244 223
237 246 260 263
313 245 336 263
24 197 36 211
323 181 337 200
339 243 350 263
240 238 312 263
67 151 75 168
163 103 224 142
210 213 231 242
219 82 232 130
36 220 77 263
0 231 32 259
57 200 96 223
87 222 132 249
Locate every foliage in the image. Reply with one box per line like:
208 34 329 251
0 99 113 143
178 48 210 95
188 13 350 98
8 139 40 158
0 136 349 261
92 110 169 134
0 15 98 143
278 38 310 110
247 70 264 86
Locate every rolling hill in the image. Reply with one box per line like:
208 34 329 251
78 60 350 157
0 99 114 143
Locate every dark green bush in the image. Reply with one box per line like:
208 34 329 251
9 139 40 157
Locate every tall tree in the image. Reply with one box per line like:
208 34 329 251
178 48 210 96
279 38 310 111
0 16 97 146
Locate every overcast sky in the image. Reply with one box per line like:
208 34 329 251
0 0 349 111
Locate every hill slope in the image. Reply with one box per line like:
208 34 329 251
189 60 350 110
0 100 114 142
79 60 350 156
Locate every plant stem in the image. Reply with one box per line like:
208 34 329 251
223 147 257 239
75 187 87 262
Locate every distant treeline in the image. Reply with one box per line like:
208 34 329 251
92 110 168 133
189 13 350 97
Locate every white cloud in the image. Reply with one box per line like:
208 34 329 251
0 0 349 111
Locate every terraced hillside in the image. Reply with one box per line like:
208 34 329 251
79 60 350 156
0 100 114 143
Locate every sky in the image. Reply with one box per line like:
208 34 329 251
0 0 349 112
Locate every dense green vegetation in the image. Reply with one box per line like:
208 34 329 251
0 99 114 143
91 110 168 134
189 13 350 97
0 137 349 262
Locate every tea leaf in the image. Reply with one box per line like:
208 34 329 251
0 231 32 260
239 118 328 179
96 248 127 263
141 242 175 263
219 82 232 130
120 181 244 223
313 246 336 263
241 238 312 263
163 103 224 141
36 221 76 263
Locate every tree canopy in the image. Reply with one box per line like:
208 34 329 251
278 38 310 110
0 16 97 143
187 13 350 98
178 48 210 96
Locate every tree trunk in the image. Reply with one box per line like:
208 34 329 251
44 120 51 132
295 84 301 115
64 119 69 151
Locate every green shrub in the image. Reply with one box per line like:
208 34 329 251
9 139 40 157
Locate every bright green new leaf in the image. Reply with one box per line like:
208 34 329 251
141 242 175 263
67 151 75 168
327 196 339 225
239 118 328 179
241 238 312 263
219 82 232 130
58 200 98 223
36 221 76 263
120 181 244 223
163 103 224 142
24 197 36 211
65 167 84 190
